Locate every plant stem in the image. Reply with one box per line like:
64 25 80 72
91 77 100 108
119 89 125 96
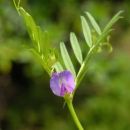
65 98 84 130
75 46 94 88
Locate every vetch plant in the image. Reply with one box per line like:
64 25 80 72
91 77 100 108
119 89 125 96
13 0 123 129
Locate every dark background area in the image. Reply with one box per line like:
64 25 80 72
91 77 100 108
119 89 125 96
0 0 130 130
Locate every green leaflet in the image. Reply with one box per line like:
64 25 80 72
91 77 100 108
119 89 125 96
81 16 92 48
17 5 51 55
60 42 76 77
40 31 52 56
13 0 41 52
86 12 102 35
103 11 123 33
95 11 123 47
18 7 41 52
70 32 83 64
95 12 123 48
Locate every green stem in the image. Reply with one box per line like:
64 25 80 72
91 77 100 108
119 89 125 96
65 98 84 130
75 45 94 88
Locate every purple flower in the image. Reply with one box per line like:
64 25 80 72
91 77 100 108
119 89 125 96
50 70 75 97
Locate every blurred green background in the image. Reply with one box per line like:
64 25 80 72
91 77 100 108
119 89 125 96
0 0 130 130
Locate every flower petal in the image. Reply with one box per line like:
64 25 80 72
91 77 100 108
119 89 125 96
50 73 61 96
50 70 75 97
60 70 75 90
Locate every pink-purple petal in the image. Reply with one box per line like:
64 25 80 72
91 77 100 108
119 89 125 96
50 70 75 97
50 73 61 96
